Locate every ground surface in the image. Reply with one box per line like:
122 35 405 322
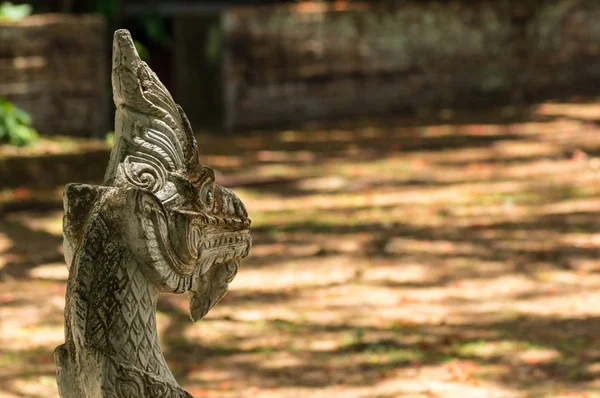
1 102 600 397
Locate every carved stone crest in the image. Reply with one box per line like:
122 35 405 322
54 30 252 397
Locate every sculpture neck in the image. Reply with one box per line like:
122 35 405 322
112 255 177 385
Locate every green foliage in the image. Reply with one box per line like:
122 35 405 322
0 98 38 146
133 40 150 62
88 0 119 21
105 130 114 146
0 1 32 21
140 12 171 48
205 23 222 63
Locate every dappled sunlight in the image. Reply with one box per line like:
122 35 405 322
231 255 357 291
28 263 69 281
2 106 600 397
6 211 63 237
537 102 600 121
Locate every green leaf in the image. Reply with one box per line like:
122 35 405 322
134 40 150 62
143 13 171 47
14 125 38 146
0 98 13 114
0 96 38 146
0 2 33 21
12 106 31 125
4 114 18 132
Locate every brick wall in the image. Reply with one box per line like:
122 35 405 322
216 0 600 130
0 14 108 137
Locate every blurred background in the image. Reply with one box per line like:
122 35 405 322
1 1 600 397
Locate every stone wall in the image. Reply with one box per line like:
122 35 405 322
215 0 600 130
0 14 108 137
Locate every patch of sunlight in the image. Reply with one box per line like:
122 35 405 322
310 338 340 351
537 102 600 120
0 235 9 271
296 176 347 191
155 311 170 336
233 309 269 322
416 376 519 398
9 377 60 398
0 233 10 252
5 210 63 236
362 262 430 286
586 362 600 375
252 163 303 178
517 347 561 365
28 263 68 281
247 242 288 257
365 304 451 327
335 156 413 177
233 256 356 291
449 275 537 301
535 269 600 285
1 323 64 349
185 319 244 343
492 140 560 158
499 158 583 180
0 390 22 398
511 288 600 318
321 285 401 308
541 196 600 215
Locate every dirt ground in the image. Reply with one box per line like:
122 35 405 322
2 102 600 397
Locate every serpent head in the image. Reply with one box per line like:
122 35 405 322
105 29 251 320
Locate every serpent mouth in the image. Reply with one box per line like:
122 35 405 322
197 229 251 275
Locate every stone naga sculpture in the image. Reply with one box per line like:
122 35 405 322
54 29 252 398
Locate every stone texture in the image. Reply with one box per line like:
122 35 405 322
0 14 108 137
215 0 600 129
54 30 251 397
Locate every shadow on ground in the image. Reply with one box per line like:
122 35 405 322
2 103 600 397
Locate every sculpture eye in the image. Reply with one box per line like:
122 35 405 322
206 190 213 205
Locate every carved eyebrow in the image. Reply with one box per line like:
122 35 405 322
190 166 215 187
